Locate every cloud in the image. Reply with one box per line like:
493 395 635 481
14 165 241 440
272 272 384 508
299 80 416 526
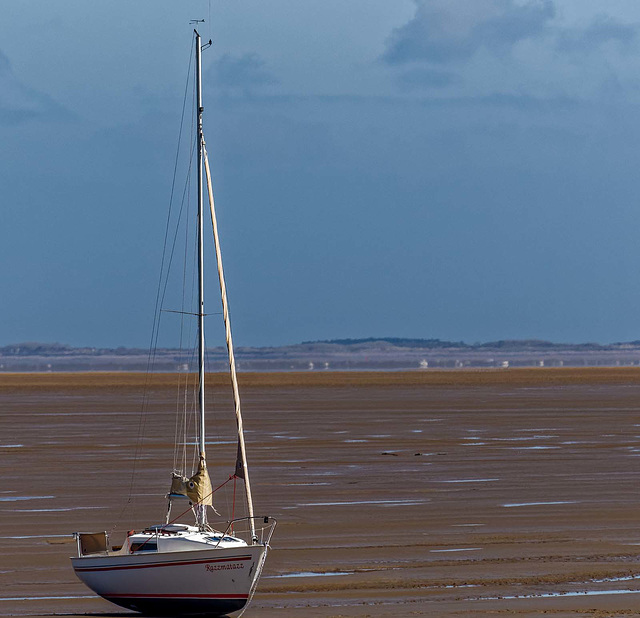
0 49 71 125
475 0 555 51
381 3 640 100
557 15 638 54
395 67 458 90
206 52 277 93
383 0 555 65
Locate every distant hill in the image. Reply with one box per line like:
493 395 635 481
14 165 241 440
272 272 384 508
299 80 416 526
305 337 468 349
305 337 608 351
2 338 640 371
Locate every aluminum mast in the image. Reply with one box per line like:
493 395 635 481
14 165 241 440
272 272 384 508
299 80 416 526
195 30 207 527
195 28 256 540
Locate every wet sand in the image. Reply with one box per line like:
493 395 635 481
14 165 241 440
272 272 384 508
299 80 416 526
2 369 640 617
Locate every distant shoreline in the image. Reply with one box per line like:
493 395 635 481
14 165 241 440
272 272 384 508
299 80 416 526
3 367 640 390
4 338 640 372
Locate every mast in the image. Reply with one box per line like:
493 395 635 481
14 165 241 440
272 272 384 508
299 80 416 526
195 28 256 540
195 30 207 526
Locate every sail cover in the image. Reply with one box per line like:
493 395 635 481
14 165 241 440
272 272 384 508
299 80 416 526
186 457 213 506
169 473 189 498
168 458 213 506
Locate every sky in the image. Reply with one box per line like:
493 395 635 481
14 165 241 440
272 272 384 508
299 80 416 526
3 1 640 348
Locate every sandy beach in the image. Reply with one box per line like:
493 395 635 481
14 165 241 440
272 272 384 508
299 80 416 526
2 369 640 617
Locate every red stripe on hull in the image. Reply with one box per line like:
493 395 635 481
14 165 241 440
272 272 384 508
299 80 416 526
74 554 252 573
109 593 249 599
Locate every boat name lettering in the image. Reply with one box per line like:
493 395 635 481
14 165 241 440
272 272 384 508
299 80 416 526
205 562 245 572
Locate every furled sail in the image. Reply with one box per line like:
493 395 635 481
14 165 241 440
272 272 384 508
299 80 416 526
186 457 213 506
168 458 212 506
168 473 189 499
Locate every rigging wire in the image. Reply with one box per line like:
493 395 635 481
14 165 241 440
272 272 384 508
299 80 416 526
119 27 247 537
155 129 198 476
171 87 200 476
174 117 195 474
174 186 202 478
176 338 199 476
186 149 200 475
182 330 200 477
118 37 195 530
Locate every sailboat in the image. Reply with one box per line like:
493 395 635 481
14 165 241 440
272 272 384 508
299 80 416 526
70 30 276 616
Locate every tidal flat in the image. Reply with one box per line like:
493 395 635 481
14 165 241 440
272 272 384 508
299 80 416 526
2 369 640 617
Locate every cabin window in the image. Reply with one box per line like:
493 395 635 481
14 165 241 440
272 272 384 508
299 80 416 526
131 541 157 552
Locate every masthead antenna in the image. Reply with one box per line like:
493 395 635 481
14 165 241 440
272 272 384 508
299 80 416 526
190 19 211 47
190 18 205 33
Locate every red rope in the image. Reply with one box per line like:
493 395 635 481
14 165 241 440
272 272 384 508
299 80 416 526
231 476 237 534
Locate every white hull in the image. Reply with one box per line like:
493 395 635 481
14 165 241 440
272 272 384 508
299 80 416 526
71 544 265 615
